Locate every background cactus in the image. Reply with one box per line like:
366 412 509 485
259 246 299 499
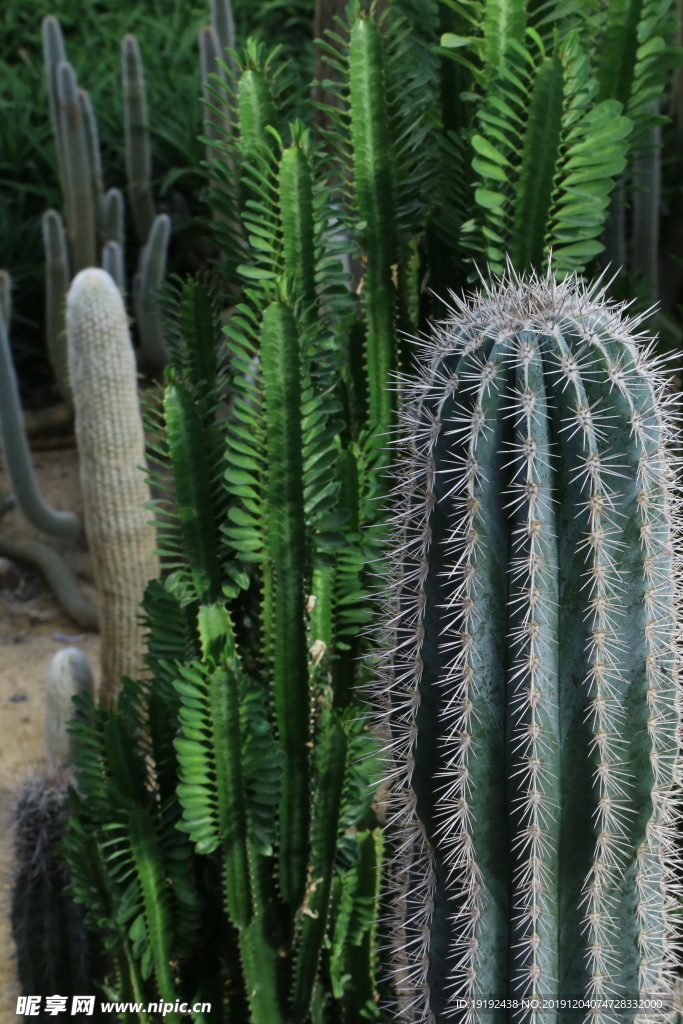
11 647 102 1022
66 268 160 704
45 646 94 771
372 263 683 1021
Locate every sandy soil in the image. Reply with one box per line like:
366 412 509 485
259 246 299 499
0 437 101 1022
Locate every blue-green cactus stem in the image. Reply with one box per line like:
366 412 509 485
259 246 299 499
135 213 171 369
373 263 683 1022
78 87 104 245
42 210 72 406
102 241 125 292
104 188 125 248
56 61 98 272
0 304 80 540
122 35 156 246
42 16 68 197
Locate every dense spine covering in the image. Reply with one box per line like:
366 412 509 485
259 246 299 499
372 262 683 1023
66 269 160 703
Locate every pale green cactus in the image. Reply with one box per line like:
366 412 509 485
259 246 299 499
372 262 683 1022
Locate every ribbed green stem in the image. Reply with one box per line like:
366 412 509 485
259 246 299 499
290 707 346 1021
348 16 397 432
260 299 309 908
128 807 180 1019
164 380 220 602
279 144 316 313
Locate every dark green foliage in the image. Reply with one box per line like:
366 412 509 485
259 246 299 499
64 263 385 1019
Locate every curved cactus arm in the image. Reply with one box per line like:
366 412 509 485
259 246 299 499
66 268 159 703
122 35 156 246
0 537 97 628
0 306 80 539
42 209 72 406
260 299 310 907
135 213 171 370
56 61 98 272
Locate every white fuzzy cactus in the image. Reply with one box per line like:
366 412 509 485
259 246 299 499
372 262 683 1023
67 268 159 704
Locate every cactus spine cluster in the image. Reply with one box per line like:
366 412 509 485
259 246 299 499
66 269 159 703
373 264 683 1022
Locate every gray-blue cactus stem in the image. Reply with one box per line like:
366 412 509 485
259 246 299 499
373 263 683 1023
0 305 80 540
0 536 97 630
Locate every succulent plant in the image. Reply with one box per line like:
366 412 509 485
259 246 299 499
372 262 683 1022
45 646 94 771
66 268 160 703
11 648 99 1019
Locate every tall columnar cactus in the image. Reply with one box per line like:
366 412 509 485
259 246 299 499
373 263 682 1022
66 269 159 704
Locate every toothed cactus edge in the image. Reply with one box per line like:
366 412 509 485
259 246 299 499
372 262 683 1023
66 268 159 704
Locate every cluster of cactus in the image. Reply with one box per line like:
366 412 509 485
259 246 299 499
62 270 383 1021
0 271 97 628
371 261 683 1021
41 13 171 385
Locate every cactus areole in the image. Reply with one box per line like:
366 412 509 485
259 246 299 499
374 264 683 1024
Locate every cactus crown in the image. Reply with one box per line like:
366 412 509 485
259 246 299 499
371 261 683 1022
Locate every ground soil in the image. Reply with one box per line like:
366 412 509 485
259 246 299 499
0 435 101 1022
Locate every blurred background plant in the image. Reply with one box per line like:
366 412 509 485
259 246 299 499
0 0 316 400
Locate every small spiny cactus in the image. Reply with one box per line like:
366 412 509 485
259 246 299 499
45 646 94 771
11 648 97 1017
372 262 683 1023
